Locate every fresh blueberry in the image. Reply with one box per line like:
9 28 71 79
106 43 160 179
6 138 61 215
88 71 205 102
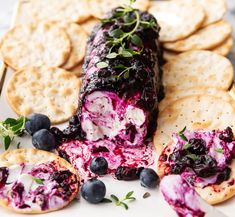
140 168 159 188
32 129 56 151
81 178 106 204
25 113 51 135
90 157 108 175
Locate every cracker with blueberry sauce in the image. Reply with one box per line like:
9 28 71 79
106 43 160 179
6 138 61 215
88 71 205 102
0 148 79 214
157 127 235 205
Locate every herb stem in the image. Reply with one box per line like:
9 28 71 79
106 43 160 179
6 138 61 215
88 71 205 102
117 66 133 78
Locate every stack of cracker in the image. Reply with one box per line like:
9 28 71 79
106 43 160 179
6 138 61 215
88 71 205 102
149 0 233 61
152 0 235 156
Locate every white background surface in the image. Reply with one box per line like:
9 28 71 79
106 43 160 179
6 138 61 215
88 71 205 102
0 0 235 217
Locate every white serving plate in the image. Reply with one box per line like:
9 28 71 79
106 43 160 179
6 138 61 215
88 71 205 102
0 1 235 217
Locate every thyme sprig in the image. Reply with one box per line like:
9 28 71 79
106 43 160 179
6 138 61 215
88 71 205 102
0 116 26 150
113 64 134 81
96 0 156 80
110 191 136 210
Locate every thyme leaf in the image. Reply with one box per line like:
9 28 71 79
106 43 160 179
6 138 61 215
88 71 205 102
215 148 224 154
187 154 199 161
96 62 109 69
183 143 191 150
101 198 113 203
32 177 44 185
178 126 188 142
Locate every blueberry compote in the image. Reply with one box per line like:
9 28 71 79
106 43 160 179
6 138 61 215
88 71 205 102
0 161 79 212
158 127 235 188
57 139 154 181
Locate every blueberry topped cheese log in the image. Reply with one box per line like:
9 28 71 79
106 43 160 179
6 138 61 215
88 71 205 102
65 7 163 147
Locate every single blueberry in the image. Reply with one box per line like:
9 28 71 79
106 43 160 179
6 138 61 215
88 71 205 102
25 113 51 135
140 168 159 188
32 129 56 151
90 157 108 175
81 178 106 204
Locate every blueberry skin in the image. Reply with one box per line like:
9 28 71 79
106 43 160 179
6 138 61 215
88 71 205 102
32 129 56 151
81 179 106 204
25 113 51 135
140 168 160 188
90 157 108 175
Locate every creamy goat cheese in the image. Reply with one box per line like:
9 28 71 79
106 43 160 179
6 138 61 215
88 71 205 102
81 91 147 146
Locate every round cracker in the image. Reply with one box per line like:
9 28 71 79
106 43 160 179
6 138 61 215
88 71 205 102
163 50 179 62
58 22 88 70
25 0 90 23
163 50 234 91
0 148 79 214
154 95 235 153
163 36 233 61
157 143 235 205
198 0 227 27
0 22 71 70
163 20 232 52
69 62 84 77
159 87 233 112
6 66 81 124
80 18 100 35
212 36 233 56
88 0 150 19
149 0 205 42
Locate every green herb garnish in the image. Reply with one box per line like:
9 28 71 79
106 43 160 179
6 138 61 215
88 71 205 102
96 61 109 69
0 116 26 150
183 143 191 150
113 64 134 81
187 154 199 161
215 148 224 154
99 0 156 80
178 126 188 142
101 198 113 203
110 191 136 210
33 177 44 185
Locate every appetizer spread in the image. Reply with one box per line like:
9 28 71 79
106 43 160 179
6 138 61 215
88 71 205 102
0 0 234 216
0 149 79 214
